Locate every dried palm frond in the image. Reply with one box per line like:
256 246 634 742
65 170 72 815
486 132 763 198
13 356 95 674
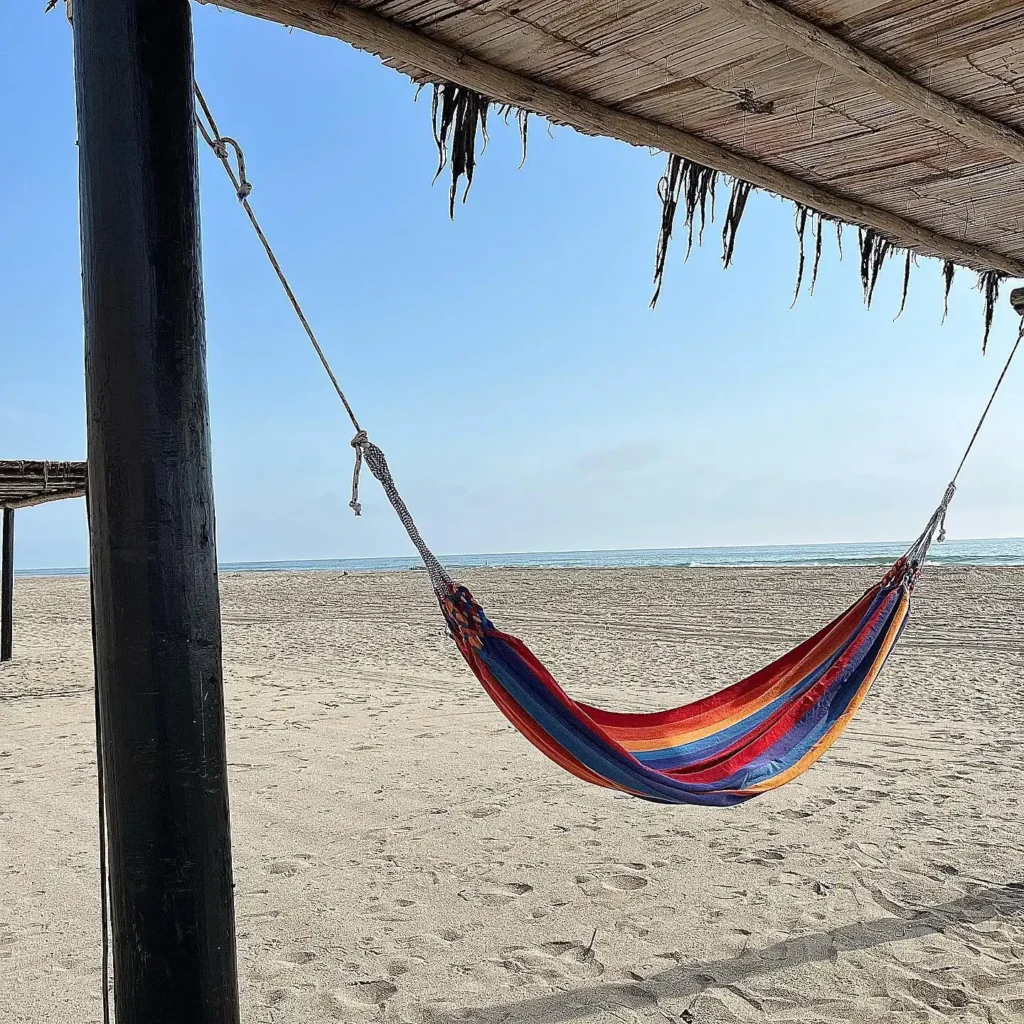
431 83 491 218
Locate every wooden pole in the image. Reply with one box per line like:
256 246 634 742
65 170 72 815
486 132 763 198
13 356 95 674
72 2 240 1022
1 509 13 663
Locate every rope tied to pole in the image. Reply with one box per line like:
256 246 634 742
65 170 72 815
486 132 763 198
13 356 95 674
195 84 367 500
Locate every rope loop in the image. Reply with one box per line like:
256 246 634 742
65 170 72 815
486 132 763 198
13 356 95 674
349 431 369 516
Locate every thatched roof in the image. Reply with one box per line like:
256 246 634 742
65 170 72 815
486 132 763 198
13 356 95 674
210 0 1024 337
0 461 88 510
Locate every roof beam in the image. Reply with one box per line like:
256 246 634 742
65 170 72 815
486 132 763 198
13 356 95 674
706 0 1024 166
4 489 88 511
0 461 88 510
205 0 1024 278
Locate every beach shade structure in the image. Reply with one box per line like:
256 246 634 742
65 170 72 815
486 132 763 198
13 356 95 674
63 2 1024 1023
0 462 87 662
208 0 1024 343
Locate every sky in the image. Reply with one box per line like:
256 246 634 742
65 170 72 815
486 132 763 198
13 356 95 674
2 4 1022 570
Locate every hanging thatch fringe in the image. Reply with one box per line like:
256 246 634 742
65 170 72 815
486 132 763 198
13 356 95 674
811 215 825 296
857 228 894 308
497 103 530 168
722 180 753 269
424 82 1010 349
942 261 956 323
648 153 1005 346
429 83 531 217
651 155 684 308
792 205 809 306
895 251 914 320
793 205 830 305
978 270 1005 354
430 83 490 218
651 155 719 306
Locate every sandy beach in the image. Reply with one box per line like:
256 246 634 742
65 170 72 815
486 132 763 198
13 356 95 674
3 565 1024 1023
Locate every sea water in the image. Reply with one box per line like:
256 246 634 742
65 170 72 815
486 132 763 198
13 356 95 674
19 537 1024 578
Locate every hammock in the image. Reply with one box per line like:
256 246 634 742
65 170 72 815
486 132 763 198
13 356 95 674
353 441 943 806
196 92 1023 806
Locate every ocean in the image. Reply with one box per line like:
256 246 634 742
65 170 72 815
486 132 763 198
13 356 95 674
17 537 1024 578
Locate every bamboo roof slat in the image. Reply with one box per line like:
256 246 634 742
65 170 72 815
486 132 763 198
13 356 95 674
208 0 1024 281
0 461 88 510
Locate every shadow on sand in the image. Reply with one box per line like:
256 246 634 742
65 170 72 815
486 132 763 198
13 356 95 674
427 879 1024 1022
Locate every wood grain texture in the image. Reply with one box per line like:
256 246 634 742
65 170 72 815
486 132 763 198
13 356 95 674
707 0 1024 164
73 0 241 1019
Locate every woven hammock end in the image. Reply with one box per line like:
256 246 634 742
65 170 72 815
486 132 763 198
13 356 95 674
1011 286 1024 316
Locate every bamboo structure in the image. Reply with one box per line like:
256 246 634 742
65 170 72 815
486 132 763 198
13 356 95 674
210 0 1024 290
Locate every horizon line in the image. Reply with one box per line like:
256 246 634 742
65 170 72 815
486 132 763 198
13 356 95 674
14 535 1023 576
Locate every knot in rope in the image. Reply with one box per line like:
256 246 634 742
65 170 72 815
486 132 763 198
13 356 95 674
936 481 956 543
350 431 369 516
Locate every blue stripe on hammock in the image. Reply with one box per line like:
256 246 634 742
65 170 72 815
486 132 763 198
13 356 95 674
696 590 904 791
478 634 751 805
634 586 895 770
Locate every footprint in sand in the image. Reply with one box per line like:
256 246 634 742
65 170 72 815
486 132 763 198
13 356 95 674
458 881 533 907
577 869 649 893
321 980 398 1017
614 915 652 938
268 861 301 877
480 838 514 853
468 805 503 819
264 987 297 1010
603 874 649 892
499 940 605 980
279 950 316 965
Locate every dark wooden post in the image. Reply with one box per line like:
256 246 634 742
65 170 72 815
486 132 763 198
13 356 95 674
72 2 240 1022
1 508 13 662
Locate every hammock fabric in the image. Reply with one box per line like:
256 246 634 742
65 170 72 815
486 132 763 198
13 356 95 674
438 562 912 806
352 440 949 807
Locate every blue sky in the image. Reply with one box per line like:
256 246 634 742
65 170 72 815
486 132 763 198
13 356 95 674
3 4 1022 570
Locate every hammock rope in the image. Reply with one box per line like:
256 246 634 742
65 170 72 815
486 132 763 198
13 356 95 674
194 87 1023 807
194 87 365 442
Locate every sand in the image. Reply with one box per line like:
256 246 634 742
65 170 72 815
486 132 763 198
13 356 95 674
3 565 1024 1023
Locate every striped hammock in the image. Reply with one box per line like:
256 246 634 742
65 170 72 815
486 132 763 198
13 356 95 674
439 565 909 806
354 438 950 806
